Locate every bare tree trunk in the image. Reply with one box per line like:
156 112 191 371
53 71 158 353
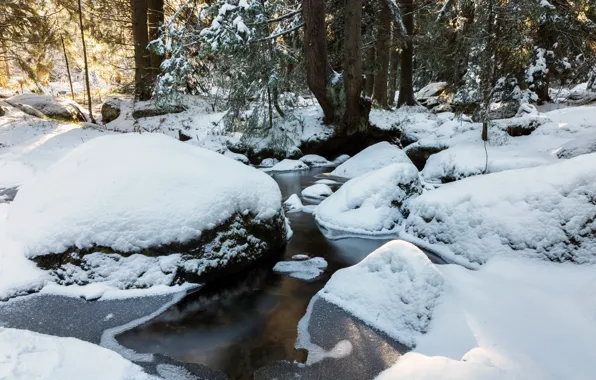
373 1 391 108
148 0 164 82
342 0 366 133
388 31 399 106
397 0 416 107
60 37 75 101
132 0 152 101
364 46 375 97
481 0 495 141
77 0 95 123
303 0 335 123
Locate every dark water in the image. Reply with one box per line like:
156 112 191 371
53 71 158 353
117 168 444 380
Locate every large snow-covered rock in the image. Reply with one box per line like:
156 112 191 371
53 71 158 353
302 184 333 199
6 94 86 122
0 328 156 380
331 142 414 178
316 163 421 237
299 154 333 167
405 153 596 266
268 159 309 172
8 133 287 284
555 134 596 159
319 240 444 347
421 143 558 183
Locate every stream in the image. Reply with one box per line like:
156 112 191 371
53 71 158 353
0 167 445 380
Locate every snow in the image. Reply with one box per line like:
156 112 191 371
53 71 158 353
299 154 333 167
223 150 249 164
331 142 414 178
377 256 596 380
314 179 339 185
284 193 304 213
332 154 350 165
273 257 328 281
421 142 558 183
8 133 282 257
0 328 156 380
301 184 333 199
259 157 279 167
555 133 596 159
405 153 596 266
319 241 444 347
267 159 309 172
316 163 421 237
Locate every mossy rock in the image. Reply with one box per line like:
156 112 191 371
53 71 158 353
33 211 288 286
132 104 187 120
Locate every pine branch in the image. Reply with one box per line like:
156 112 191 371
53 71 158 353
250 23 304 43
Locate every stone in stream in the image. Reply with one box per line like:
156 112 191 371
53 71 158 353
6 133 288 291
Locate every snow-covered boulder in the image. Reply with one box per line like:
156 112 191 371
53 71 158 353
332 154 350 165
224 150 250 165
302 184 333 199
299 154 333 167
316 163 422 236
6 94 86 122
0 328 155 380
8 133 287 286
259 157 280 167
492 113 550 137
417 82 448 99
101 97 121 123
132 101 186 119
268 159 309 172
404 140 448 171
556 134 596 159
319 240 444 347
421 143 558 183
331 142 414 178
405 153 596 266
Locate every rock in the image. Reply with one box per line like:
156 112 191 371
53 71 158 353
259 158 280 167
6 94 86 122
8 133 287 287
299 154 333 167
0 105 4 117
416 82 448 99
101 97 121 123
404 141 449 171
132 103 187 119
224 150 250 165
488 101 519 120
556 134 596 159
331 142 414 178
301 184 333 199
268 159 310 172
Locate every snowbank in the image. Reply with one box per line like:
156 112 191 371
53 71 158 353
299 154 333 167
301 184 333 199
8 133 283 258
378 256 596 379
0 328 156 380
316 163 421 237
267 159 309 172
319 241 444 347
555 133 596 159
406 153 596 265
331 142 413 178
273 257 327 281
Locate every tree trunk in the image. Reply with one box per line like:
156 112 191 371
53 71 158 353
148 0 164 82
397 0 416 107
364 46 375 97
303 0 335 123
77 0 95 123
373 1 391 108
481 0 495 141
132 0 152 101
60 37 75 101
342 0 367 133
388 35 399 106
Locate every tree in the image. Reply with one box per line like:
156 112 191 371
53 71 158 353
147 0 164 82
397 0 416 106
132 0 151 100
78 0 95 122
342 0 366 132
373 1 391 108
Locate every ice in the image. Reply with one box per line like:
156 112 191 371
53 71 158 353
331 142 414 178
319 241 444 347
316 163 421 236
0 328 157 380
273 257 328 281
7 133 282 257
301 184 333 199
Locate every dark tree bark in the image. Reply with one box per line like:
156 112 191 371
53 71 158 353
388 43 399 106
303 0 335 123
364 45 375 97
373 1 391 108
132 0 152 100
60 36 75 101
148 0 164 82
342 0 366 133
397 0 416 107
77 0 95 122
